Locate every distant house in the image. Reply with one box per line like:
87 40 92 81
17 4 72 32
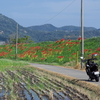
0 41 6 45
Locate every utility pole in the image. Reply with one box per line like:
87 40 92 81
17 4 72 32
15 23 18 59
81 0 84 69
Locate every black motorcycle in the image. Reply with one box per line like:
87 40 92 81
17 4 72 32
81 54 100 82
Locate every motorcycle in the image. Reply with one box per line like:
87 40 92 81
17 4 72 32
80 54 100 82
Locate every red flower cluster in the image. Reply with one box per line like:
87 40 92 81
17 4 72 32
58 56 64 59
72 53 76 55
84 49 88 52
32 55 38 58
61 38 65 41
0 51 8 57
56 39 65 43
48 49 53 51
78 37 82 40
97 47 100 51
67 39 71 41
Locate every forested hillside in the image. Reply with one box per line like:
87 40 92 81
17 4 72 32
0 14 100 43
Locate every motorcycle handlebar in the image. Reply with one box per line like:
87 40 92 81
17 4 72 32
92 58 98 60
81 58 98 63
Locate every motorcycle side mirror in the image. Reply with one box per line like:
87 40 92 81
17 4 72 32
92 54 98 59
92 54 98 58
80 57 84 60
94 54 98 56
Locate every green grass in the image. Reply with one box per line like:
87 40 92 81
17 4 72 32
0 59 29 71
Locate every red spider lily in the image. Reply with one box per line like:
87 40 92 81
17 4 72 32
56 40 60 43
68 49 72 51
68 42 72 44
66 42 69 45
41 50 46 53
12 44 15 47
29 47 34 50
42 52 47 55
54 46 57 48
60 38 65 42
41 58 46 60
31 51 36 55
23 50 32 55
48 44 53 47
68 57 72 59
0 51 8 57
41 50 47 55
17 43 21 45
89 49 92 51
74 42 80 45
58 56 64 59
58 43 65 47
4 46 9 50
8 49 12 52
18 46 27 50
78 37 85 41
84 49 88 52
32 55 38 58
66 42 73 45
67 39 71 41
66 42 80 45
78 37 82 40
72 53 77 55
28 46 41 51
56 39 65 43
60 46 64 48
48 49 53 51
97 47 100 51
27 50 32 55
35 46 41 50
54 49 62 53
69 45 73 47
18 54 26 58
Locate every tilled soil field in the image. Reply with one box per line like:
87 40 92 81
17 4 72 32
0 66 99 100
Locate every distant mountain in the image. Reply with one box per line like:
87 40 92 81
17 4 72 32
0 14 38 42
59 26 97 31
28 24 57 32
0 14 100 43
27 24 97 32
98 29 100 30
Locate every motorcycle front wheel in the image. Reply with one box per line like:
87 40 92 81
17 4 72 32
95 76 99 82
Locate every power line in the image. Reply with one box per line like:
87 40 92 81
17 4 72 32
44 0 76 23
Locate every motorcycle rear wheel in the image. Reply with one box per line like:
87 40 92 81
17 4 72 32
95 76 99 82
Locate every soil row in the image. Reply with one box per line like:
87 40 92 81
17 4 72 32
0 66 95 100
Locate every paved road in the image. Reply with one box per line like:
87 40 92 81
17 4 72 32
30 63 100 86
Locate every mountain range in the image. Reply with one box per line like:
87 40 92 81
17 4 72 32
27 24 97 32
0 14 100 43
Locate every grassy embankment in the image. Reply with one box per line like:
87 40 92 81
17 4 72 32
0 37 100 69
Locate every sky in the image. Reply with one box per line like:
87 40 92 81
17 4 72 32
0 0 100 28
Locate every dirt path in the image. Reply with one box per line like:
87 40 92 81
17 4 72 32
30 63 100 86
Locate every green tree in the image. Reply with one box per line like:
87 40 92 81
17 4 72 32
9 35 34 44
